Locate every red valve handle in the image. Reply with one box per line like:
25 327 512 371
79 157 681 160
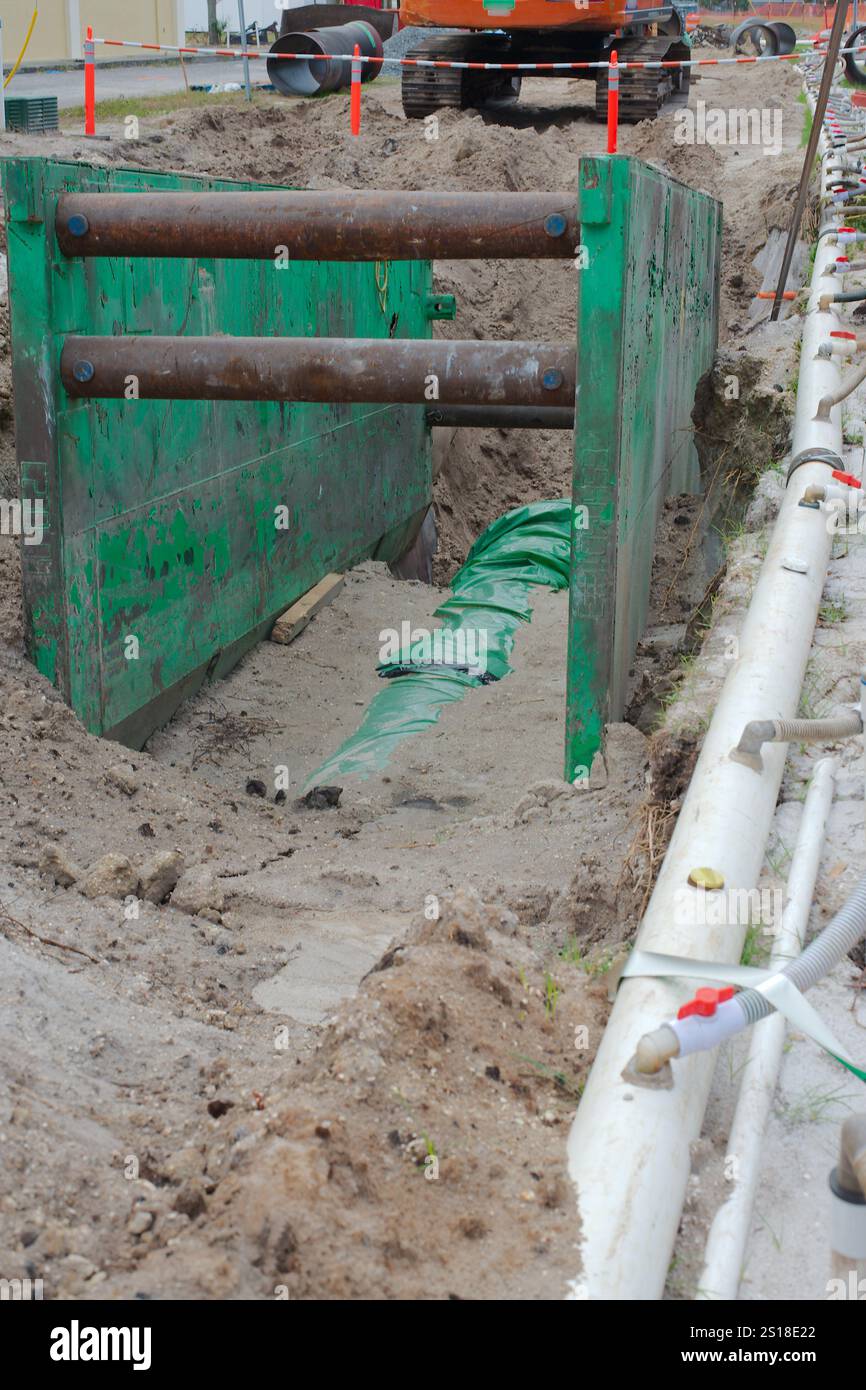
678 986 735 1020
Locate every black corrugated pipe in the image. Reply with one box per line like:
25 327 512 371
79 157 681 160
267 23 383 97
767 21 797 55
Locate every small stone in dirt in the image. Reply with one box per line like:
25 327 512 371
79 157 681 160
512 779 575 820
638 624 687 656
485 1065 501 1082
300 785 342 810
138 822 156 838
454 134 480 162
81 853 138 900
8 687 48 722
127 1209 154 1236
105 763 138 796
274 789 287 804
162 1147 204 1184
172 1179 207 1219
245 779 267 797
421 886 490 950
493 907 519 936
38 1224 69 1258
171 866 225 917
138 849 185 905
39 845 79 888
207 1098 234 1119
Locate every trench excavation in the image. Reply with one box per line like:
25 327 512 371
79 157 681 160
3 40 862 1315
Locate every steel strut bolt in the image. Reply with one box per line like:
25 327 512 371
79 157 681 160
542 368 564 390
73 360 95 383
544 213 568 238
67 214 90 238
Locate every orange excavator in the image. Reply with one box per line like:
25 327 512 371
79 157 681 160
398 0 696 122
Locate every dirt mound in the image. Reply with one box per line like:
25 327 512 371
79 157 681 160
70 887 607 1300
154 96 574 193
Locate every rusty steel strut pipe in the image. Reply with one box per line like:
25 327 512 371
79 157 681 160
55 191 579 261
61 336 577 408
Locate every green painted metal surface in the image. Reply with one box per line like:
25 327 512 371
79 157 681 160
3 157 433 747
565 155 722 782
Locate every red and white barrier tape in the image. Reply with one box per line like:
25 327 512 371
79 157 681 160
89 34 866 74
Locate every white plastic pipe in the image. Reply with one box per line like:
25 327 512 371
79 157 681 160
567 102 848 1301
698 756 837 1301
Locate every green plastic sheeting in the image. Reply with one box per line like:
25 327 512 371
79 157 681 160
308 499 571 784
830 1052 866 1085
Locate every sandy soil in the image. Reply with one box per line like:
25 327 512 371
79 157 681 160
0 56 834 1301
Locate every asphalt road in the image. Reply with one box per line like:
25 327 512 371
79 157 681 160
10 58 270 109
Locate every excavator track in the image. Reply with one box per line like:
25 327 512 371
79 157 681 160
594 36 690 123
401 29 688 124
402 34 520 119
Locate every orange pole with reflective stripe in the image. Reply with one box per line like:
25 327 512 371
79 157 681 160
607 49 618 154
84 24 96 136
350 42 361 136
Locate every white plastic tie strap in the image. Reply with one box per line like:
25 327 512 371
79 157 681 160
622 949 866 1082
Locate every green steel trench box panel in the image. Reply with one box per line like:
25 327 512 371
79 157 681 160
565 155 722 781
3 157 433 747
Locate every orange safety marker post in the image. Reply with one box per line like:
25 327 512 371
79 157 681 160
84 24 96 136
606 48 618 154
350 42 361 136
